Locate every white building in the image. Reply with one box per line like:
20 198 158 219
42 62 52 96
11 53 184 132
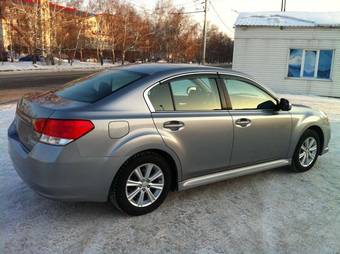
232 12 340 97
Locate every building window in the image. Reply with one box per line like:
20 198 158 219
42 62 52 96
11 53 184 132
303 50 317 78
318 50 334 79
288 49 334 80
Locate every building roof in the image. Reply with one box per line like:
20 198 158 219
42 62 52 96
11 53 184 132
9 0 82 14
235 12 340 28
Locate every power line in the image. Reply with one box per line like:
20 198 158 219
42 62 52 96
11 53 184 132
173 1 201 9
129 0 202 13
209 0 234 36
128 1 153 12
129 0 234 39
170 10 204 15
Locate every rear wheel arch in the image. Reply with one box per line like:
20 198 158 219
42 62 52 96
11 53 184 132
109 149 180 201
147 149 179 191
109 150 174 215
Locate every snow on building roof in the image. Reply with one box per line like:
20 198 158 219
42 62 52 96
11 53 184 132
235 12 340 28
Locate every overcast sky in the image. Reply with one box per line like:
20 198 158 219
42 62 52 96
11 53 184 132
128 0 340 38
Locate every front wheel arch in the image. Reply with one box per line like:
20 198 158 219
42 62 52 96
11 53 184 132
307 126 324 155
291 128 321 172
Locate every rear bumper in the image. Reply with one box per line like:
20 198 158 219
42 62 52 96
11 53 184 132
7 121 127 202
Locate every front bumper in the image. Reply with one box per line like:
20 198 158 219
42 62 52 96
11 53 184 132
8 121 126 202
321 146 329 155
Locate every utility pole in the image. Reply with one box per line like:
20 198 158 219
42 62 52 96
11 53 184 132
281 0 287 12
202 0 208 64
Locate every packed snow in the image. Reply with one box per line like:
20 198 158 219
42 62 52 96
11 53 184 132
0 61 118 72
1 94 340 253
236 12 340 27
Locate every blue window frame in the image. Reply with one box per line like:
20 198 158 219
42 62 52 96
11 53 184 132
288 49 303 78
287 49 334 80
303 50 317 78
318 50 333 79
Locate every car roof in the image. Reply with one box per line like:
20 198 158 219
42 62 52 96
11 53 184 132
111 63 277 98
125 64 278 100
115 63 243 76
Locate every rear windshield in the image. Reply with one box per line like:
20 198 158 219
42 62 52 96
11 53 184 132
56 70 145 103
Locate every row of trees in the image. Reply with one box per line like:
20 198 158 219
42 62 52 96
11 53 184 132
1 0 233 64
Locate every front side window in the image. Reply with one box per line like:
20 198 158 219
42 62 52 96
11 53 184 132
169 76 221 111
224 79 276 110
288 49 334 80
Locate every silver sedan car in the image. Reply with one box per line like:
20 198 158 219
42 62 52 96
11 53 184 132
8 64 330 215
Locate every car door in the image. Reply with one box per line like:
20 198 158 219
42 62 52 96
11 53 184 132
221 75 292 167
147 74 233 180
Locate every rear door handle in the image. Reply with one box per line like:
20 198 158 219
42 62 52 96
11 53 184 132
163 121 185 131
235 118 251 128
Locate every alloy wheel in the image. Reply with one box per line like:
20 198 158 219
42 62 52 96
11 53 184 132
298 137 318 167
125 163 164 207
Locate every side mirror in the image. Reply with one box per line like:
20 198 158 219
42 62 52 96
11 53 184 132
279 98 292 111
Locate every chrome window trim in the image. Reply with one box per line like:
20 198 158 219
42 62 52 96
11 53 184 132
144 71 218 113
144 82 159 112
143 71 278 113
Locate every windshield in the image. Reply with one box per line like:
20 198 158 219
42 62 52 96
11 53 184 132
56 70 145 103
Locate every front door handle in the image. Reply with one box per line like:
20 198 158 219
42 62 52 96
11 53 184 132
163 121 185 131
235 118 251 128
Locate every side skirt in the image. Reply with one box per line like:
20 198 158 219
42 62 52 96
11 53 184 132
178 159 291 191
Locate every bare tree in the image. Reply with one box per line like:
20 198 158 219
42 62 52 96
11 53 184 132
1 0 233 65
1 1 15 62
7 0 44 64
149 0 200 62
87 0 108 65
205 25 233 63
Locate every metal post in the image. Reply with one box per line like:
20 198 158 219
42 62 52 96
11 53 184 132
281 0 287 12
202 0 208 64
283 0 287 11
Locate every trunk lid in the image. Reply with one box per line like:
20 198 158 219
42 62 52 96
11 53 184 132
15 91 88 151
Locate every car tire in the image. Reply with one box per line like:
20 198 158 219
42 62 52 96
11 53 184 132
109 151 172 216
291 129 320 172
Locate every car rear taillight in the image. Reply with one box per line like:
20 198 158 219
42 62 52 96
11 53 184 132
33 119 94 145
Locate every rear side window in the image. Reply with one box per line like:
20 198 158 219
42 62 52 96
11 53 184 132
148 83 174 111
169 77 221 111
148 76 222 111
56 70 144 103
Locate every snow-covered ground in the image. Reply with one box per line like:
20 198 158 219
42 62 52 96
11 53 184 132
0 61 118 72
1 95 340 254
281 93 340 120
